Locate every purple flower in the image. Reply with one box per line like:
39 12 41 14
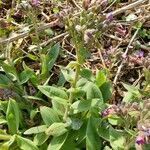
101 0 108 7
31 0 40 7
102 13 113 27
115 26 127 37
101 105 118 117
136 136 145 145
101 109 109 117
136 51 144 58
84 29 96 43
106 13 113 22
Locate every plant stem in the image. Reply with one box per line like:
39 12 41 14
95 39 106 68
113 27 140 85
0 134 11 141
30 10 41 52
63 45 81 121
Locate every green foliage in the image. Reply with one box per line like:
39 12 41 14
86 117 102 150
16 135 39 150
47 133 68 150
6 99 20 134
40 106 60 125
45 123 67 137
0 1 149 149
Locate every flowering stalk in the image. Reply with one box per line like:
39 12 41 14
63 36 81 122
63 55 80 122
28 2 41 52
31 12 41 51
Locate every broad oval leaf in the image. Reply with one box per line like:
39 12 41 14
6 99 20 134
96 70 107 87
80 68 94 81
17 135 39 150
40 106 60 126
85 82 103 101
34 132 49 146
19 69 34 84
0 74 12 88
38 86 68 100
47 133 68 150
24 125 47 135
48 43 60 71
71 99 102 114
46 123 67 137
86 117 102 150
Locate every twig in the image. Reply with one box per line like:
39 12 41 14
40 32 68 47
41 12 50 21
0 19 59 45
95 39 107 68
133 73 143 86
70 0 82 10
103 33 150 51
103 0 117 13
124 29 140 56
111 0 148 16
103 33 123 41
113 28 140 85
135 41 150 51
0 0 148 46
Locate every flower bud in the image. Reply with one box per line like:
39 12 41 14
84 29 96 44
101 105 119 117
132 102 140 110
82 0 91 10
101 0 108 7
75 25 82 32
136 135 145 145
136 51 144 58
106 13 113 22
31 0 40 7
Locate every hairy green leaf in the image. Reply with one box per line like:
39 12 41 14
47 133 68 150
40 106 60 126
17 136 39 150
46 123 67 137
86 117 102 150
6 99 20 134
24 125 47 135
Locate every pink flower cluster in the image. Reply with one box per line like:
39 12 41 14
31 0 40 7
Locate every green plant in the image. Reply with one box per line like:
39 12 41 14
0 0 149 150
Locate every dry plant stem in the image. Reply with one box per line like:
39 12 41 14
135 41 150 51
41 12 50 21
67 0 82 10
0 19 59 45
95 39 106 68
40 32 68 47
111 0 148 16
133 74 143 86
103 0 117 13
71 0 82 10
98 48 106 68
113 28 140 85
0 0 148 45
124 29 140 56
27 33 68 51
103 33 150 51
